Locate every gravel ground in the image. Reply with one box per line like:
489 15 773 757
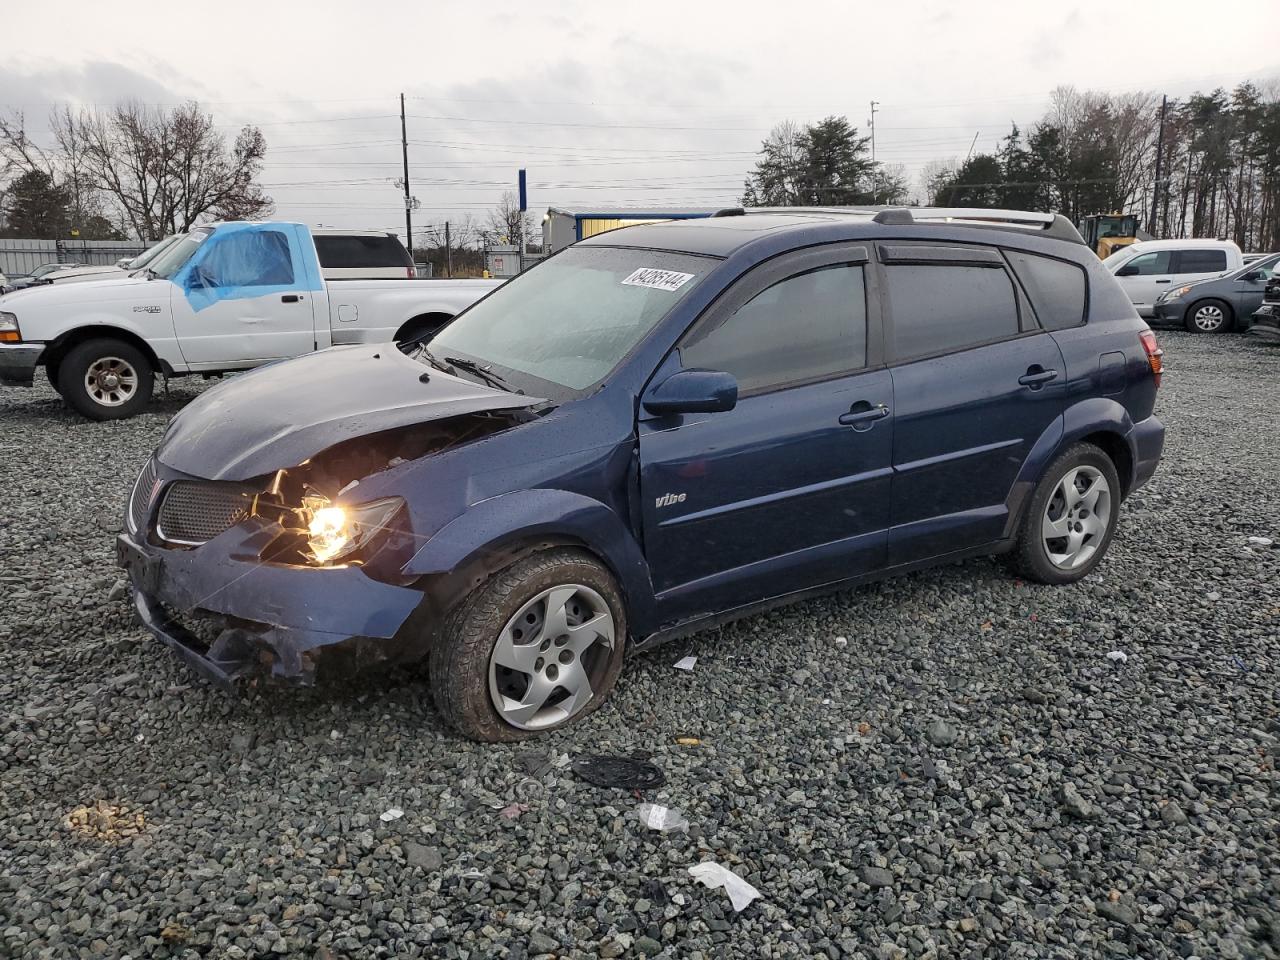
1 333 1278 960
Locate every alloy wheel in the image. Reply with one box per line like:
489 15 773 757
1041 465 1112 570
1192 303 1225 332
488 584 616 730
84 356 139 407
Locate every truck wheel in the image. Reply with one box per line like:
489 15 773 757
1184 298 1232 333
429 549 627 741
57 339 154 420
1009 442 1121 585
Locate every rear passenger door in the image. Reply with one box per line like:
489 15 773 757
880 243 1065 565
638 244 892 615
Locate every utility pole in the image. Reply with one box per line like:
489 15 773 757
444 221 452 278
400 93 412 253
868 100 879 203
1150 94 1168 238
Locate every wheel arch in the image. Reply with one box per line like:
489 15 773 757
1008 399 1140 539
401 488 658 642
43 325 169 376
393 311 454 343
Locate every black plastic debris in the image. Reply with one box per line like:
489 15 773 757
571 755 665 790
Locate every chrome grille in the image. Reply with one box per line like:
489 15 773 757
128 457 161 535
156 481 252 545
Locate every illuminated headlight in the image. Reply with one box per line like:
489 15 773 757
0 311 19 343
302 493 403 565
1161 285 1194 302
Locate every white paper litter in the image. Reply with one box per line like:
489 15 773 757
1247 536 1273 546
834 636 848 648
673 656 697 672
688 861 762 912
1106 651 1128 663
379 807 404 822
637 803 689 833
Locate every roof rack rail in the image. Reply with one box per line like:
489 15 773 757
872 207 1085 244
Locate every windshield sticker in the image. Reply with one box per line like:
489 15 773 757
622 267 695 292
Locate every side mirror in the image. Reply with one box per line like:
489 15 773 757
1240 270 1263 283
643 369 738 416
1115 264 1139 277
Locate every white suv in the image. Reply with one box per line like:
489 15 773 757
312 229 416 280
1103 239 1243 317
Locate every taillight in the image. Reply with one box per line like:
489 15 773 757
1140 330 1163 387
407 265 417 279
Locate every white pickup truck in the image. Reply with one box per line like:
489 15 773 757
0 221 501 419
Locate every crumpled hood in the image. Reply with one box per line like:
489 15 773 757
158 345 542 481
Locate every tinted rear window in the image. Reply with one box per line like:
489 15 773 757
886 264 1019 360
1007 251 1087 330
314 234 412 269
1176 249 1227 274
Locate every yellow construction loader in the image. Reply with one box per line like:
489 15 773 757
1080 214 1141 258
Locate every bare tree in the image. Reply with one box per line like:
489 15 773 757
487 190 531 245
919 157 958 204
2 102 272 239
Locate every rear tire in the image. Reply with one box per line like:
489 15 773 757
1183 298 1232 334
429 549 627 741
57 338 154 420
1009 443 1121 585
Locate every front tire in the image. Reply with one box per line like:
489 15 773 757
57 339 154 420
429 549 627 741
1183 298 1232 334
1010 443 1121 585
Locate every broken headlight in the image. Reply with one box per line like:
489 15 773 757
301 493 404 565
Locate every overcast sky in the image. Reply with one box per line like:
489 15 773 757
3 0 1277 244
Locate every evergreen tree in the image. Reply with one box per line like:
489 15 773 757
1 170 71 237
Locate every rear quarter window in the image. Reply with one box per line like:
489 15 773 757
314 234 413 269
1006 251 1087 330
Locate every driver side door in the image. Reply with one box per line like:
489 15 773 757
637 244 893 621
1116 250 1172 316
170 224 318 368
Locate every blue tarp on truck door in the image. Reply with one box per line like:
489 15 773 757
173 222 323 312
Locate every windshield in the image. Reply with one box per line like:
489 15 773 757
150 228 214 279
1100 249 1134 270
129 235 179 271
32 263 71 278
426 245 715 398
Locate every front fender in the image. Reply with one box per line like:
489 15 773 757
402 487 657 635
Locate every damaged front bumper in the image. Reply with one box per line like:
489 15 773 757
116 520 426 689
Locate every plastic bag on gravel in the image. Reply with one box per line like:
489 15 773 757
636 803 689 833
688 861 762 912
